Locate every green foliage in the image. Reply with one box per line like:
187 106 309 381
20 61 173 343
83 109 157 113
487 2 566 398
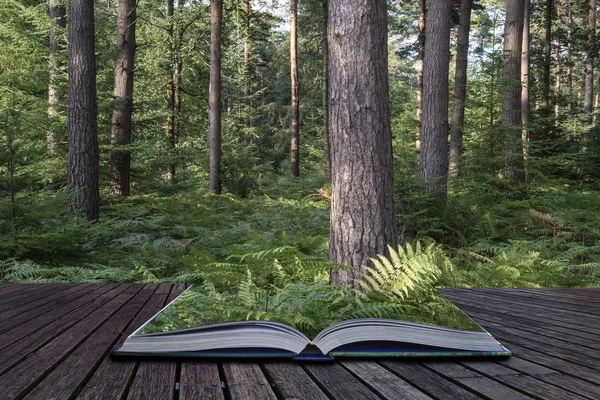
354 242 451 301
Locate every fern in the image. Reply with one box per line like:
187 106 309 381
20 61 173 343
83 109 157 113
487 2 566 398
354 242 449 301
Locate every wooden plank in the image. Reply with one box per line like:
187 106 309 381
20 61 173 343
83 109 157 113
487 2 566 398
77 285 175 400
303 362 381 400
24 284 159 400
420 361 481 378
446 299 600 350
222 362 277 400
494 356 557 376
454 377 534 400
493 341 600 386
126 361 177 400
126 284 187 400
498 375 590 400
473 289 600 317
0 284 119 374
342 360 432 399
444 292 600 338
380 361 492 400
458 360 524 377
535 373 600 399
0 284 62 311
0 284 95 330
442 290 600 331
0 284 28 298
179 362 224 400
262 362 329 400
0 284 141 400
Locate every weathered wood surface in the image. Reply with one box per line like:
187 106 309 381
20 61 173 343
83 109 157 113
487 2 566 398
0 284 599 399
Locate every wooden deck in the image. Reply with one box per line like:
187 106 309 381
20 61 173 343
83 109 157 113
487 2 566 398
0 285 599 400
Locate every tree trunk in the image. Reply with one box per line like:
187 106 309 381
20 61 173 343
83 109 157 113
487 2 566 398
109 0 137 196
208 0 222 194
501 0 525 184
166 0 176 182
68 0 100 221
449 0 472 179
522 0 530 181
329 0 398 287
567 2 573 111
584 0 596 117
543 0 552 116
420 0 452 201
290 0 300 177
555 39 561 124
48 0 66 155
322 0 331 181
415 0 425 153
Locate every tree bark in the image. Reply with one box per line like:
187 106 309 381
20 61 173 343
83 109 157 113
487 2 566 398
329 0 398 287
420 0 452 201
48 0 66 154
322 0 331 181
208 0 222 194
166 0 176 182
290 0 300 177
501 0 525 184
109 0 137 196
567 2 573 111
449 0 472 179
415 0 425 153
584 0 596 117
68 0 100 221
522 0 530 181
543 0 553 116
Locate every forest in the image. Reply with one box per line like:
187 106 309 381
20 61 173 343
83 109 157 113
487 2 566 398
1 0 600 325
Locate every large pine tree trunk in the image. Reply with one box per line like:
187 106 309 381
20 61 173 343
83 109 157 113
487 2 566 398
449 0 472 179
48 0 66 154
522 0 530 181
208 0 222 194
420 0 452 201
415 0 425 153
68 0 100 221
109 0 137 196
329 0 398 287
584 0 596 117
322 0 331 181
501 0 525 184
290 0 300 177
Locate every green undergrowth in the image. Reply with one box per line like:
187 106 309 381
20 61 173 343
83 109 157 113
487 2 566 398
1 179 599 291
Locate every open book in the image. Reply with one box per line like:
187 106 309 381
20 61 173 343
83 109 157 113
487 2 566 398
114 287 511 360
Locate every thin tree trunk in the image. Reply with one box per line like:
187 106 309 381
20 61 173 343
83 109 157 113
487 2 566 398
421 0 452 201
290 0 300 177
522 0 530 182
166 0 176 182
322 0 331 181
68 0 100 221
584 0 596 117
48 0 66 155
243 0 250 98
543 0 553 115
555 39 561 124
502 0 525 184
329 0 398 287
567 2 573 111
415 0 425 153
208 0 222 194
109 0 137 196
449 0 472 179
